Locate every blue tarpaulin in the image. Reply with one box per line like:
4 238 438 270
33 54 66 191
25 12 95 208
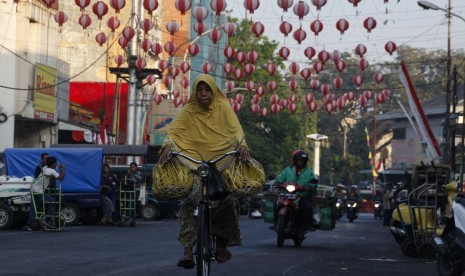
4 148 103 193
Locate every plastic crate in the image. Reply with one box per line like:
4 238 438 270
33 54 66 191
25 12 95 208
263 192 278 224
318 206 336 230
315 185 335 199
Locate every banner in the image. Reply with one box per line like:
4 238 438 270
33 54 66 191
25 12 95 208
34 64 57 122
149 99 181 145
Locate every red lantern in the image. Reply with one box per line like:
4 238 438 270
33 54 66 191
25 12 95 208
107 17 120 32
252 94 261 103
246 50 259 64
114 55 125 67
353 75 364 87
267 80 277 92
309 79 319 90
313 61 324 74
166 20 180 35
311 0 327 10
320 84 330 95
318 50 330 64
140 39 152 52
363 17 377 33
181 96 188 106
266 63 276 76
92 1 108 20
79 14 92 30
376 93 386 104
234 68 244 80
236 51 246 64
337 97 346 110
374 72 384 84
348 0 361 7
225 80 235 91
308 101 318 112
192 5 208 21
223 22 236 37
250 103 260 113
255 85 265 96
232 102 242 113
173 96 182 107
139 19 154 34
382 88 391 97
95 32 107 46
244 0 260 14
288 102 297 113
245 80 255 92
325 102 334 113
335 59 346 73
202 62 212 74
75 0 90 11
235 93 244 103
271 104 280 113
293 0 309 20
54 11 68 27
310 20 323 36
175 0 191 15
110 0 126 13
355 44 367 58
244 63 255 75
300 68 312 80
154 94 163 105
208 28 222 44
385 41 397 55
147 75 157 85
278 0 294 12
210 0 227 16
162 75 172 87
279 21 293 37
164 41 177 56
346 91 355 101
336 18 349 34
323 94 334 104
332 76 343 89
159 60 168 71
288 79 298 92
136 58 146 72
305 93 314 104
188 43 200 57
304 47 316 60
332 50 341 63
289 62 300 75
223 63 234 75
359 58 369 71
180 77 189 89
151 42 162 56
363 90 372 100
358 95 367 107
279 47 290 60
260 107 269 117
122 26 135 40
251 22 265 37
169 66 180 79
143 0 158 15
293 28 306 44
41 0 56 8
180 61 190 73
224 46 235 60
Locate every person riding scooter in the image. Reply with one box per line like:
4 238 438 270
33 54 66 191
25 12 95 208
274 150 318 231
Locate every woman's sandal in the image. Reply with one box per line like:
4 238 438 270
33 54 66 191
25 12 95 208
177 254 194 269
215 238 232 264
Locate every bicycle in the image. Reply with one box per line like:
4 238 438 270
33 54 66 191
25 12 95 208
170 149 238 276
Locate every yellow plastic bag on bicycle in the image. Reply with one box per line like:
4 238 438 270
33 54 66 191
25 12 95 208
223 158 265 197
152 157 195 200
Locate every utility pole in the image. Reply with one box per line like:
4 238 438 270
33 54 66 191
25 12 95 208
445 0 452 167
451 65 458 175
126 0 139 146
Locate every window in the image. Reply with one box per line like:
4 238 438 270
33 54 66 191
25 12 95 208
393 128 406 140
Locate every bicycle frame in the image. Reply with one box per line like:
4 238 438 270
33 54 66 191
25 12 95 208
171 150 237 276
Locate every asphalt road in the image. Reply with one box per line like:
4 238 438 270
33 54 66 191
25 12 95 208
0 213 439 276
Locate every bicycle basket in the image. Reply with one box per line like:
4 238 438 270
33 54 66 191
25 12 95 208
152 157 194 200
222 157 265 197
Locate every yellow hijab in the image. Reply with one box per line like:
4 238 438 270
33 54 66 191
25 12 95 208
165 74 247 161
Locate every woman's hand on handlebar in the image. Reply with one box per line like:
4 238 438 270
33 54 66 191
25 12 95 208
238 145 249 161
159 145 171 164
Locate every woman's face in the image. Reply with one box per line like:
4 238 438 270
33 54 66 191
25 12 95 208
196 81 213 108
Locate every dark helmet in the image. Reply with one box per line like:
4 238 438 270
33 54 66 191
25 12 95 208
292 150 309 164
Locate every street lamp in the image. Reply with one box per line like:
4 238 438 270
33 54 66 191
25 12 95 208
418 1 465 21
306 133 328 179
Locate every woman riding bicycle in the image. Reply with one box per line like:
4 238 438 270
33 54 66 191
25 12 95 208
159 74 250 269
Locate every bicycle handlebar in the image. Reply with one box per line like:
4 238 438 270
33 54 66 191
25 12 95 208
171 150 238 165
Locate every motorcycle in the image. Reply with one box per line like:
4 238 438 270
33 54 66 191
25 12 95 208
272 182 314 247
335 197 345 220
373 200 383 219
346 199 359 222
434 193 465 276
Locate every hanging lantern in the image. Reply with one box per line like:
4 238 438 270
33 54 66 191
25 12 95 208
255 85 265 96
266 63 276 76
288 102 297 113
374 72 384 84
162 75 172 87
75 0 91 12
267 80 277 92
234 68 244 80
309 79 319 90
244 0 260 14
168 66 180 79
310 20 323 36
141 39 152 52
353 75 364 87
154 94 163 105
243 63 255 75
122 26 135 40
136 58 146 72
166 20 180 35
335 59 346 73
385 41 397 55
359 58 369 71
202 62 212 74
164 41 177 56
245 80 255 92
92 1 108 20
173 96 182 108
114 55 125 67
325 102 334 113
293 0 309 20
143 0 158 15
252 94 261 104
336 18 349 34
180 61 190 73
188 43 200 57
41 0 56 8
346 91 355 101
279 21 293 37
320 84 330 95
260 107 269 117
250 103 260 113
54 11 68 28
251 22 265 37
139 19 154 34
358 95 367 107
332 50 341 63
159 60 168 71
175 0 191 15
210 0 227 16
235 93 244 103
311 0 327 10
224 46 235 60
322 94 334 104
279 47 290 60
192 5 208 21
110 0 126 13
376 93 386 104
305 93 314 104
180 77 190 89
382 88 391 98
151 42 162 56
246 50 259 64
348 0 361 7
300 68 312 80
363 90 372 99
293 27 307 44
223 22 236 37
289 62 300 75
304 47 316 60
107 17 120 32
95 32 107 46
271 103 280 113
317 50 330 64
79 14 92 30
288 79 298 92
363 17 377 33
146 75 157 85
355 44 367 58
337 97 346 110
225 80 235 91
308 101 318 112
223 63 234 75
278 0 294 12
208 28 222 44
232 102 242 113
332 76 343 89
118 36 128 48
236 51 246 64
313 61 324 74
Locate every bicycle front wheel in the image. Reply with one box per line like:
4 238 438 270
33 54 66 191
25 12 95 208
196 203 211 276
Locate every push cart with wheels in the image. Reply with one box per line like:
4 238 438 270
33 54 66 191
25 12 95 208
30 176 65 231
118 177 136 227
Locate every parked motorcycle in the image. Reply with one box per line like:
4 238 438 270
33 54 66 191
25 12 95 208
373 200 383 219
346 199 359 222
434 193 465 276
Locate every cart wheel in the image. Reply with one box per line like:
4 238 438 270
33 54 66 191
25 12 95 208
400 239 418 258
0 204 14 230
418 242 436 260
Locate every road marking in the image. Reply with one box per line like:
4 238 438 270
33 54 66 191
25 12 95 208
358 258 405 262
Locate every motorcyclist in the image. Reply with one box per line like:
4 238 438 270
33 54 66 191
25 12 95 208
274 150 318 231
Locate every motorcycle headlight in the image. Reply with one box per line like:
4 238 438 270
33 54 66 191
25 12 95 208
374 203 380 208
336 202 340 207
347 203 351 208
197 164 210 177
286 185 296 192
353 202 357 208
